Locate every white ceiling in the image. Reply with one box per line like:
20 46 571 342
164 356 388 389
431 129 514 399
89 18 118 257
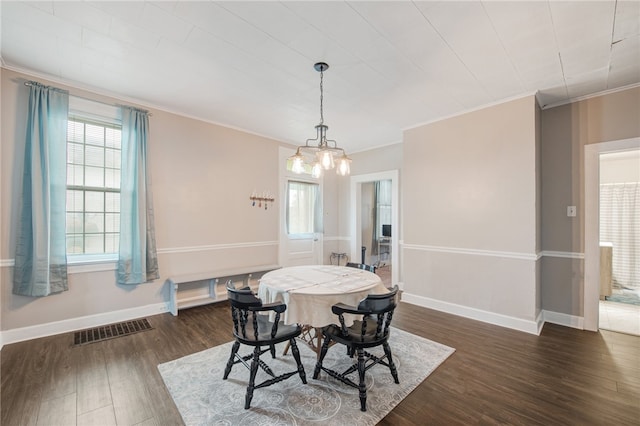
1 1 639 153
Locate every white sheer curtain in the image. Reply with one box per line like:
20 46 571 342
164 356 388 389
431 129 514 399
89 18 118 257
371 180 392 255
600 182 639 290
286 181 321 234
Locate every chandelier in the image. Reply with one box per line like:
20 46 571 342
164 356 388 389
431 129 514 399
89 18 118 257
289 62 351 178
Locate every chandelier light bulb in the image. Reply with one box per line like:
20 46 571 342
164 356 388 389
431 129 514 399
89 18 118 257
291 154 304 174
311 162 323 178
337 155 351 176
319 150 334 169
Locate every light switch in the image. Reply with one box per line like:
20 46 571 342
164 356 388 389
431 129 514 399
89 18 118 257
567 206 576 217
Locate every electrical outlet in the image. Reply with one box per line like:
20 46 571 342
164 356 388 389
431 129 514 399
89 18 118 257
567 206 576 217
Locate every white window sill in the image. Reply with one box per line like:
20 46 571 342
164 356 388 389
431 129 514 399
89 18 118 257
68 254 117 274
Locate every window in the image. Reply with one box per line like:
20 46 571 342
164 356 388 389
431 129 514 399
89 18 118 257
66 117 121 256
376 179 392 237
286 181 321 234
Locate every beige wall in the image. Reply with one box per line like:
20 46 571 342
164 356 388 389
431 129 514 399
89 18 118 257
402 95 540 326
1 68 285 331
540 86 640 317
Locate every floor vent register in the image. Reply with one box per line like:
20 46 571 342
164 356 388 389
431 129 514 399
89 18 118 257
73 318 153 346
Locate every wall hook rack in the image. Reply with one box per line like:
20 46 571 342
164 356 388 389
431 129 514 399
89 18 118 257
250 190 275 210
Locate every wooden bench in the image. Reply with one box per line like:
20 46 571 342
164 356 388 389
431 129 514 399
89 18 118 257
167 264 280 316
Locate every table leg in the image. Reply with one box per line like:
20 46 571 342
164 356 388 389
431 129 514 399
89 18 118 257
283 325 326 360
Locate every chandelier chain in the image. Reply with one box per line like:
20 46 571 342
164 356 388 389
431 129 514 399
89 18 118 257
319 68 324 125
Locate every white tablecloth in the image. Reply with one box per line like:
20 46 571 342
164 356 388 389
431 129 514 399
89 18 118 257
258 265 389 327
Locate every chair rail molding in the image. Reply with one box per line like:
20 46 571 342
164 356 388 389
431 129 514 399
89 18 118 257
157 240 279 255
0 258 15 267
402 243 539 261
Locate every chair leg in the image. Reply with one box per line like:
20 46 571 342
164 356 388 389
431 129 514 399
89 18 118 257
289 338 307 384
223 341 240 380
270 344 276 359
313 335 331 379
357 348 367 412
245 346 261 409
383 342 399 384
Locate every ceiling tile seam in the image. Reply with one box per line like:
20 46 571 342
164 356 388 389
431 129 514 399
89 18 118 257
411 1 493 102
605 0 619 90
479 1 527 95
546 0 569 100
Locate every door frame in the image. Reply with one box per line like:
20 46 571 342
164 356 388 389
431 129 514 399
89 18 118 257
350 170 399 287
584 137 640 331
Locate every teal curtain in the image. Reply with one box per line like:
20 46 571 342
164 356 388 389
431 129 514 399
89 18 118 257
13 82 69 296
117 107 159 285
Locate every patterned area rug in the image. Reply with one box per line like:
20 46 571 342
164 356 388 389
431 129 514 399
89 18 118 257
158 327 454 425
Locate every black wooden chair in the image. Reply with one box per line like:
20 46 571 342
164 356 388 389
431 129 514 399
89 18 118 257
313 286 399 411
346 262 377 273
223 281 307 409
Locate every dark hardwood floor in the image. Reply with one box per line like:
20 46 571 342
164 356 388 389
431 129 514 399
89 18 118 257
1 301 638 425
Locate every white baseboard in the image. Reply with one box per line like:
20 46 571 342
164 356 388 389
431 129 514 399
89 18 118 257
0 302 170 348
401 292 542 335
0 299 587 350
542 309 584 330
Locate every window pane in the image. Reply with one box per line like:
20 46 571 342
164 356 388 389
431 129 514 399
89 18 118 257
105 213 119 232
85 213 104 233
104 168 120 189
105 193 120 212
85 166 104 187
85 191 104 212
105 233 119 253
67 142 84 164
67 213 84 234
85 123 105 146
67 235 84 254
67 120 84 143
85 145 104 167
105 128 121 149
104 147 120 168
67 164 84 186
66 190 84 212
84 234 104 253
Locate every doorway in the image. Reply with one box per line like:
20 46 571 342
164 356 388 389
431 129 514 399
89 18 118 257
350 170 399 287
598 149 640 335
584 138 640 332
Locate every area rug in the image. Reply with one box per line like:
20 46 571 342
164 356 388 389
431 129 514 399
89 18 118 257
158 327 454 425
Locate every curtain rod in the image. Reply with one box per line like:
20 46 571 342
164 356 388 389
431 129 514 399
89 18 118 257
23 81 152 116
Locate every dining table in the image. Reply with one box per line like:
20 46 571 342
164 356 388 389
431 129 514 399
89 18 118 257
258 264 390 357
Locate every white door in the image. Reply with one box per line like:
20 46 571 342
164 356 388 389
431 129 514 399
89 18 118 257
281 180 323 266
279 147 323 267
